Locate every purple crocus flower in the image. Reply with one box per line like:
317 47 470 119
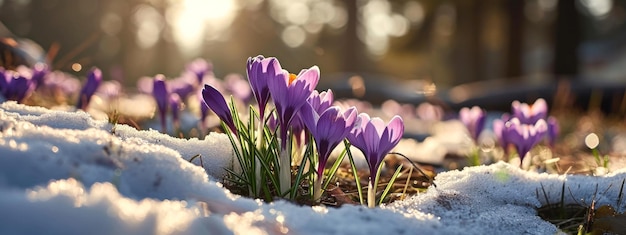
300 104 358 178
348 114 404 180
459 106 486 142
201 84 237 135
15 65 45 89
225 74 252 104
186 58 212 84
0 69 34 103
30 63 49 89
152 75 169 133
546 116 559 147
307 89 334 114
170 93 181 130
492 113 511 154
290 114 308 148
267 63 320 149
169 78 196 100
267 112 278 133
76 68 103 110
503 117 548 165
247 56 281 122
199 90 210 122
291 89 335 148
348 113 403 207
511 98 548 124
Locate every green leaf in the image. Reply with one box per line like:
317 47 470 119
379 163 403 205
344 140 364 205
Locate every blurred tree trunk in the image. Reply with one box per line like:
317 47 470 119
505 0 523 79
454 0 483 85
553 0 580 76
344 0 358 72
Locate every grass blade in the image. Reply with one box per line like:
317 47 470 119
379 163 403 205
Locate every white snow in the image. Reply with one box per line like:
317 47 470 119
0 102 624 235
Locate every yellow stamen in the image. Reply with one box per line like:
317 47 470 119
288 73 297 85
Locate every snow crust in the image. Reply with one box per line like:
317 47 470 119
1 102 624 235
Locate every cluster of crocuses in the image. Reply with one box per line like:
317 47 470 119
201 55 403 207
0 64 103 111
0 64 48 103
460 98 559 168
141 59 253 135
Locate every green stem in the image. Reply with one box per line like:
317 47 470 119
254 117 265 197
368 179 375 208
279 142 292 197
470 147 481 166
313 174 323 202
592 148 601 166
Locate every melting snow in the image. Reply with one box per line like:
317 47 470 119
0 101 624 235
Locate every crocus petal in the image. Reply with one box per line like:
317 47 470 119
0 68 8 93
504 118 548 164
152 75 169 132
268 63 320 149
6 75 31 103
76 68 103 110
170 93 181 125
348 113 404 178
186 58 212 84
459 106 486 141
247 56 278 120
1 69 35 103
547 116 559 147
305 106 358 177
152 75 168 115
202 84 237 135
308 89 334 114
31 63 49 89
512 98 548 124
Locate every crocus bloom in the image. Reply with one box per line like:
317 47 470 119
416 102 443 121
511 98 548 124
291 89 334 148
170 93 181 130
267 63 320 149
546 116 559 147
0 69 34 103
289 114 308 148
76 68 102 110
153 75 169 133
503 117 548 165
348 114 404 180
199 91 210 123
31 63 49 89
247 56 281 122
266 112 278 133
492 113 511 154
300 104 358 201
348 114 403 207
202 84 237 135
38 70 81 96
307 89 334 114
225 74 252 104
459 106 486 142
186 58 212 84
169 77 196 100
301 104 358 178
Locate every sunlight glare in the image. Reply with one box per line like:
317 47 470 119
166 0 238 56
580 0 613 19
585 133 600 149
282 25 306 48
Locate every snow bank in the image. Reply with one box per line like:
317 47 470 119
0 102 624 234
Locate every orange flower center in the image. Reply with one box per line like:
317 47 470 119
288 73 297 85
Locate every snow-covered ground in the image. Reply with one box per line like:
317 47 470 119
0 101 624 235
